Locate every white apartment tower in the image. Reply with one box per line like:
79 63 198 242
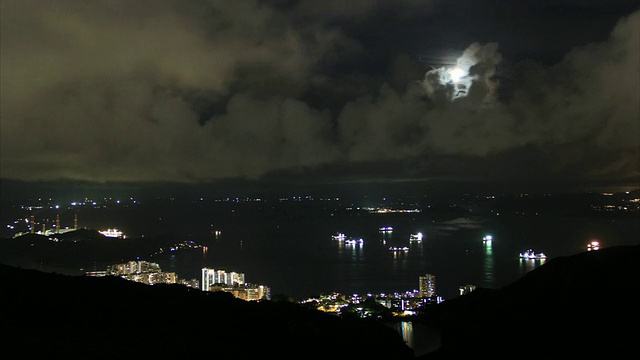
202 268 245 291
419 273 437 298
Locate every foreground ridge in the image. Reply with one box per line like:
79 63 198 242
0 263 414 359
415 244 640 358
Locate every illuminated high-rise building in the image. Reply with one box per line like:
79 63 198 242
202 268 225 291
202 268 245 291
107 260 161 275
201 268 270 300
419 273 436 298
247 285 270 301
104 260 174 285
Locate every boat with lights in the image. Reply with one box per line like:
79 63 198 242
519 249 547 260
389 246 409 252
332 233 346 241
409 232 423 242
99 228 125 238
345 238 364 245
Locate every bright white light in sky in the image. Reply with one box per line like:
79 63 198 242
425 63 473 100
449 66 466 83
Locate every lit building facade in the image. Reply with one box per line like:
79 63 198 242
419 273 436 298
202 267 269 300
107 260 162 275
459 284 476 296
126 271 176 285
246 285 270 301
177 278 200 289
104 260 176 285
201 268 246 291
207 283 271 301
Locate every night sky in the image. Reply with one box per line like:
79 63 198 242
1 0 639 195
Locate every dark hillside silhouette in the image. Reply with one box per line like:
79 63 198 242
417 244 640 358
1 244 639 358
0 264 414 359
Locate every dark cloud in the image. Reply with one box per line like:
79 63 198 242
1 0 638 192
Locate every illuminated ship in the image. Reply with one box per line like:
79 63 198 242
332 233 346 241
409 232 423 242
389 246 409 252
379 226 393 231
345 238 364 245
519 249 547 260
99 228 125 238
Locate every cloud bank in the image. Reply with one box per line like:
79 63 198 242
1 0 638 191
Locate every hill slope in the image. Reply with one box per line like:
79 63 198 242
0 264 415 359
417 244 640 358
2 244 639 358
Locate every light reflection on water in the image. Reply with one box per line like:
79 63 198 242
158 212 635 299
388 321 442 357
398 321 414 348
410 240 423 255
335 239 365 261
21 205 636 301
482 240 495 286
519 258 546 274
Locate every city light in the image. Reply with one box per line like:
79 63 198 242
587 241 600 251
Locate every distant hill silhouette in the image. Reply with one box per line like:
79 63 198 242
12 228 106 242
2 229 167 272
416 244 640 358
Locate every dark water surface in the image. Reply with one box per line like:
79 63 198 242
135 200 639 300
2 195 638 300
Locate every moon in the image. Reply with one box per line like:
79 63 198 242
449 66 466 83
